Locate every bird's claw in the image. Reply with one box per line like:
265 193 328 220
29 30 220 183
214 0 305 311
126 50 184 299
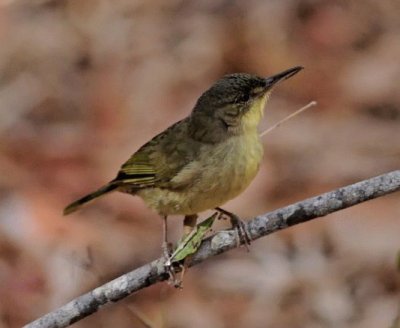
162 243 179 287
216 208 251 250
162 243 187 289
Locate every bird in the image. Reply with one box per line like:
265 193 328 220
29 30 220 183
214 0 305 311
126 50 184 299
64 66 303 259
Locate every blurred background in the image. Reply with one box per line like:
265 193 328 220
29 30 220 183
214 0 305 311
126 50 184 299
0 0 399 327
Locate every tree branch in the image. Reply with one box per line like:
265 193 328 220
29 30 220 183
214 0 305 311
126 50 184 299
24 170 400 328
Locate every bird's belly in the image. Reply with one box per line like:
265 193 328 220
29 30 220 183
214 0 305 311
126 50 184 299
137 134 263 216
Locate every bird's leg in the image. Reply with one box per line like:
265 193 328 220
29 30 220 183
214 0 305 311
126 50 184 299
161 215 179 284
161 215 171 260
183 214 198 237
215 207 251 249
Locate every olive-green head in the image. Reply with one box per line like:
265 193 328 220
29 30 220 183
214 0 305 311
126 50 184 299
190 66 303 142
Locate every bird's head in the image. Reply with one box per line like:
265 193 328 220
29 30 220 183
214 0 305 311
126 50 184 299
190 66 303 142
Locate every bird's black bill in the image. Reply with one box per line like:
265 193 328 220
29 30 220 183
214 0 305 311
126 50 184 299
264 66 303 88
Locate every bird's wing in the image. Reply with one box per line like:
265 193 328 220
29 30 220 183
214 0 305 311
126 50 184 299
113 119 200 190
114 149 157 187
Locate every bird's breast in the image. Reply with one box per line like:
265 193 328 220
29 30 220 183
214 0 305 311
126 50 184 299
199 132 263 200
138 131 263 216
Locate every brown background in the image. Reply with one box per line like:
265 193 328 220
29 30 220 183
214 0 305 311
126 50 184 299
0 0 399 327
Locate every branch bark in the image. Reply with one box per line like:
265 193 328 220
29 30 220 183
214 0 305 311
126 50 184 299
24 170 400 328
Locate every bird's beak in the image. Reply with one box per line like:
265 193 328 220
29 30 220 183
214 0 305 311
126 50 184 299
264 66 303 89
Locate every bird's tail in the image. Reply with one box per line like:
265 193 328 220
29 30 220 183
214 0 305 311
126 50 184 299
63 183 118 215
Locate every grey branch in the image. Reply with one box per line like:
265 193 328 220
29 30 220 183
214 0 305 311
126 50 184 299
24 170 400 328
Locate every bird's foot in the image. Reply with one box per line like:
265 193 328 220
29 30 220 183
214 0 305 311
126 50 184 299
163 250 187 289
215 207 251 250
162 242 182 287
168 262 187 289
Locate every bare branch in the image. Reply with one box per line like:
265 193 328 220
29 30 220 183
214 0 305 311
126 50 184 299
24 170 400 328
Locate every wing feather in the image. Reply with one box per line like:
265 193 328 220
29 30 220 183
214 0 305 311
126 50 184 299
112 119 200 190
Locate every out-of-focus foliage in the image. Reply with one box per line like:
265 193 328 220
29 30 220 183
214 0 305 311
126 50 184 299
0 0 399 327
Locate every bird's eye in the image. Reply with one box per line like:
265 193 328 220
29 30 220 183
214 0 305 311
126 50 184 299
236 93 250 103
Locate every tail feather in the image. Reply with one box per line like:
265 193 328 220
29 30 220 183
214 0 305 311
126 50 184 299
63 183 118 215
